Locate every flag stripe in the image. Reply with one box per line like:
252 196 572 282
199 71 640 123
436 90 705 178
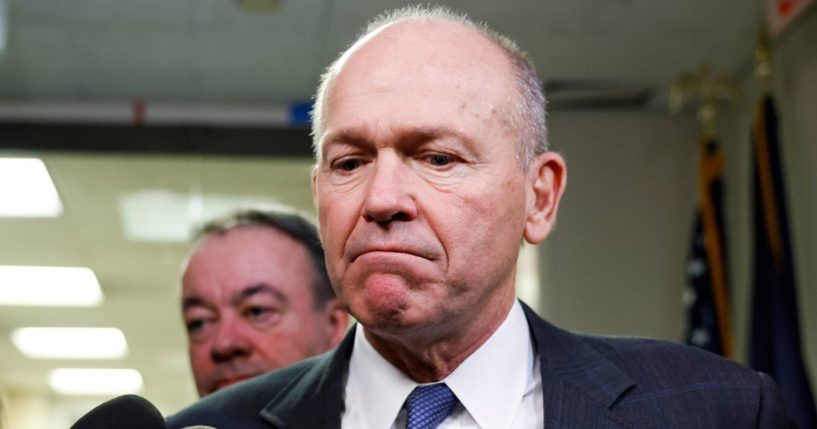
697 136 733 357
685 135 731 356
753 101 785 272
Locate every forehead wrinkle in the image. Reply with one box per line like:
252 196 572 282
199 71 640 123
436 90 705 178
321 20 522 165
320 127 375 163
323 126 371 148
231 283 289 307
324 124 479 156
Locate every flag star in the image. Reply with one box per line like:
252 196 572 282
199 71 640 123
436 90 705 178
691 328 710 346
687 259 706 277
683 288 698 307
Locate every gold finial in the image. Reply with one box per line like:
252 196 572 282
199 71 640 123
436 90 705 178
755 29 773 92
670 64 738 138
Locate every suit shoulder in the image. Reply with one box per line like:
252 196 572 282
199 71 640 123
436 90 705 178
575 334 795 427
522 305 794 426
166 354 328 429
580 334 760 388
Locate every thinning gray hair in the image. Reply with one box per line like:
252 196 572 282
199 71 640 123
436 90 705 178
310 5 548 167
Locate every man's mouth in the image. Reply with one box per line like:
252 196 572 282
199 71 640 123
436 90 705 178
213 374 254 391
350 244 436 263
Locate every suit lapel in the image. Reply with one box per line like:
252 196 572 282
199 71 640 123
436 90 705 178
521 302 634 429
259 327 356 429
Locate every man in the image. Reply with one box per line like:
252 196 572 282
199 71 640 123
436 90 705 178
180 209 348 397
169 7 793 428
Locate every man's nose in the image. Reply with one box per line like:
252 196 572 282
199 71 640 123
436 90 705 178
362 153 417 224
210 316 251 363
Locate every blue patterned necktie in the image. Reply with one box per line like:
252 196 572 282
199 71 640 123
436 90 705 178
404 383 459 429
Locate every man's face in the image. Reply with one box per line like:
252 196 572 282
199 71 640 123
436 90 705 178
181 226 335 396
313 21 537 339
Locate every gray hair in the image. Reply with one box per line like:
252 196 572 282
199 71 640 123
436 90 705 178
192 209 335 308
310 5 548 167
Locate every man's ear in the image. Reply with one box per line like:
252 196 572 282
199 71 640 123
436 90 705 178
524 152 567 244
324 299 350 348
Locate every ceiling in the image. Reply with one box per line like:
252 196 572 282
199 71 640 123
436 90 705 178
0 0 766 419
0 0 760 106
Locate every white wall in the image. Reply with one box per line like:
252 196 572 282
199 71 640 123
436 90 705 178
536 110 698 340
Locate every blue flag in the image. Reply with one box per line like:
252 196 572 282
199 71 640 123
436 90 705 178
684 135 733 357
749 95 817 429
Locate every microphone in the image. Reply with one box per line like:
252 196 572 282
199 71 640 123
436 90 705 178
71 394 165 429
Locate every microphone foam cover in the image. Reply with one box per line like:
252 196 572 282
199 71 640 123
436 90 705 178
71 394 165 429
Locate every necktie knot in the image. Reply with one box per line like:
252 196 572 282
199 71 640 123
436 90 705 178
404 383 458 429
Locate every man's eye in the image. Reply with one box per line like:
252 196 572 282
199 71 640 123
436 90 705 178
186 319 208 334
425 154 456 167
335 158 362 172
246 306 270 319
244 306 281 326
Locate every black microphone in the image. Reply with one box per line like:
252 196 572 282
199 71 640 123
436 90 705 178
71 394 165 429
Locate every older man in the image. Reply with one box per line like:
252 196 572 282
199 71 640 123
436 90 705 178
168 7 793 428
180 209 348 397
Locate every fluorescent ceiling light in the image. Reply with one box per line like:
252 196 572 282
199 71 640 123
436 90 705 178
118 190 284 242
0 266 103 306
11 327 128 359
48 368 143 395
0 158 64 217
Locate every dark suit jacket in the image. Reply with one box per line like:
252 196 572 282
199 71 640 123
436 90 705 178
167 302 794 428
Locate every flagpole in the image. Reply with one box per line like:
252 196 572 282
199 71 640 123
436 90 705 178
673 66 737 358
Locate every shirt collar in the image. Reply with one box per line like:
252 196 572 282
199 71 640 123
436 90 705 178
346 300 534 429
347 323 416 429
445 300 534 429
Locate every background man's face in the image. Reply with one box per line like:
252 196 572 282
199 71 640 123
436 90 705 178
313 21 531 337
181 226 333 396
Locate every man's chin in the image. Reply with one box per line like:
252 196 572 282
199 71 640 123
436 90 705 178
357 305 443 338
341 275 451 333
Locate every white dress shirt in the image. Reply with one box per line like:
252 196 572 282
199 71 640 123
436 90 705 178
341 300 543 429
